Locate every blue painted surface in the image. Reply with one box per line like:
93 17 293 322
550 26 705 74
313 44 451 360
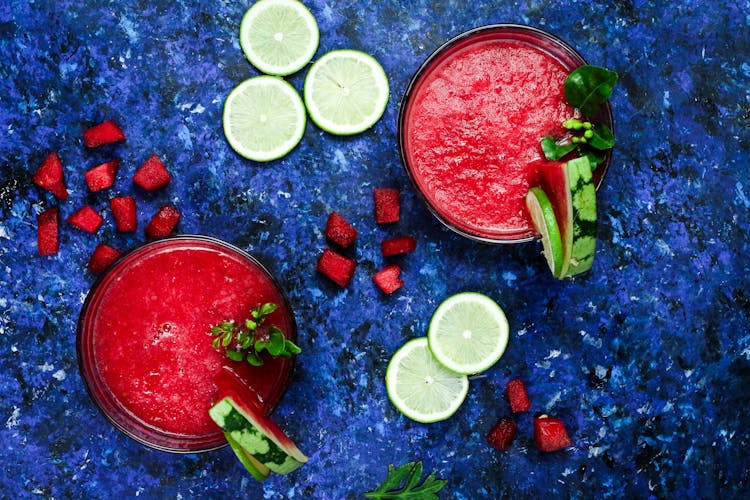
1 0 749 497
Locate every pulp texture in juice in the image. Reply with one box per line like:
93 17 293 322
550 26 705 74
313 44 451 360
402 35 575 240
84 238 294 442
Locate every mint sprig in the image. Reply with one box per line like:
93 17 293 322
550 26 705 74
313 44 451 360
364 461 446 499
209 303 301 366
541 65 617 169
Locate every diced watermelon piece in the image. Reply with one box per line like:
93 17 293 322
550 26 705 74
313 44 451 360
88 243 121 273
133 154 171 191
67 205 103 233
83 120 125 148
316 249 356 288
110 196 137 232
372 264 404 294
33 152 68 200
84 159 120 192
325 211 358 248
506 378 531 413
37 207 59 256
373 188 400 224
486 418 517 450
534 415 572 452
145 205 181 238
381 236 416 257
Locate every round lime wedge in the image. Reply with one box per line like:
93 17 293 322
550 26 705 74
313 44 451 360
222 76 306 162
526 186 564 277
385 337 469 423
303 49 389 135
239 0 320 76
427 292 509 375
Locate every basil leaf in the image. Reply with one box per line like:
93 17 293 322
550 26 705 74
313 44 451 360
541 136 577 161
564 65 618 117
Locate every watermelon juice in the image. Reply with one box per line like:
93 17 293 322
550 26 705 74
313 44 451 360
399 24 610 243
77 235 297 452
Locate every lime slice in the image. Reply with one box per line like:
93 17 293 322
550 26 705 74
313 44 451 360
303 49 389 135
526 187 564 277
385 337 469 423
239 0 320 76
222 76 306 162
427 292 509 375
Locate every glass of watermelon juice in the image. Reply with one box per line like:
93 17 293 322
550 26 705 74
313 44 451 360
398 24 613 243
77 235 297 453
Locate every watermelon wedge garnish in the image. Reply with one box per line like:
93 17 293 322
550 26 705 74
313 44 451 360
210 367 307 479
538 156 597 278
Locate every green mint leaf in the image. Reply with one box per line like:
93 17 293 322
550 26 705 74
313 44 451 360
268 332 286 356
581 149 606 170
226 350 244 362
246 351 263 366
221 331 233 347
564 65 618 117
541 136 577 161
211 337 221 348
260 302 279 316
245 318 257 330
285 339 302 355
586 122 615 150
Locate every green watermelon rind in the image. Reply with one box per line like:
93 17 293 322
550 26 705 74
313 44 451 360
560 156 597 278
209 397 308 475
224 431 271 482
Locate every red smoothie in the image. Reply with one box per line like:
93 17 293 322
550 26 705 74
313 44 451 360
77 236 296 452
399 25 597 242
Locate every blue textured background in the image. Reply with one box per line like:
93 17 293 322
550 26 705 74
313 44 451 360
1 0 749 498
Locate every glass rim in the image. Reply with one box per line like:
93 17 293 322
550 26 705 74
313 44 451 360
76 234 298 453
397 23 614 244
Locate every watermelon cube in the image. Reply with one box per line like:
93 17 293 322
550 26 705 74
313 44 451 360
372 264 403 294
67 205 103 233
133 154 171 191
373 188 400 224
316 249 356 288
84 159 120 192
110 196 137 232
486 418 517 450
83 120 125 148
37 207 59 256
32 152 68 200
381 236 416 257
534 415 572 452
325 211 358 248
88 243 121 273
506 378 531 413
145 204 181 238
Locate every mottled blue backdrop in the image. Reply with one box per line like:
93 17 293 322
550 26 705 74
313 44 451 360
1 0 749 498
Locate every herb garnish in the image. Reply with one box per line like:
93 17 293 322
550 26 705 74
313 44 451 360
541 65 618 169
364 461 446 499
209 303 301 366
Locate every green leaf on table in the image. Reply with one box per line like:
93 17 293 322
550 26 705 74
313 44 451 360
564 65 618 117
364 461 446 499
